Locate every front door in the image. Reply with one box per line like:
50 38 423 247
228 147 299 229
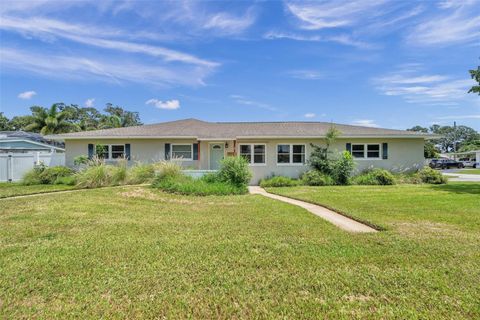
209 144 224 170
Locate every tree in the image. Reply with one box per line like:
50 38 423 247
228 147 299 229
407 125 429 133
24 104 79 135
8 115 35 131
429 124 479 153
59 104 101 131
100 104 142 129
468 64 480 95
308 126 340 175
0 112 12 130
424 141 440 158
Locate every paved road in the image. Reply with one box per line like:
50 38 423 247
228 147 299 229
442 169 480 182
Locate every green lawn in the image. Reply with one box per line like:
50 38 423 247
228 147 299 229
457 169 480 175
0 182 77 198
1 185 479 318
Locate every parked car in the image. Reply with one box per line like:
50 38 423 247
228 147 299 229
429 159 464 169
459 157 477 168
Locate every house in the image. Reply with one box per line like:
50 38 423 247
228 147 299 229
0 131 65 154
0 131 65 182
48 118 434 184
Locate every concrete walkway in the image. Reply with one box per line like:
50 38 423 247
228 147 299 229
442 172 480 182
249 186 377 233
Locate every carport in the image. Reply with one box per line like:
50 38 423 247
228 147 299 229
450 150 480 168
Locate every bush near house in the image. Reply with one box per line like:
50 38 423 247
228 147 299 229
22 165 74 186
260 176 300 188
352 168 397 186
416 166 448 184
301 170 334 186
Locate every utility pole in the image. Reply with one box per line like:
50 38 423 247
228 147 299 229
453 121 457 160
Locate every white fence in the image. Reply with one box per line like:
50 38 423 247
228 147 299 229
0 152 65 182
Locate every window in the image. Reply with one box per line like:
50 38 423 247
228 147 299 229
171 144 193 160
351 144 381 159
351 144 365 158
277 144 305 164
239 144 266 165
95 144 125 160
367 144 380 158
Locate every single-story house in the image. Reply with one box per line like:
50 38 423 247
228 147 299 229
48 118 434 184
0 131 65 154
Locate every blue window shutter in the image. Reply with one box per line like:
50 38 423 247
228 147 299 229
88 144 94 159
346 143 352 153
193 143 199 160
125 144 131 160
165 143 171 160
382 143 388 159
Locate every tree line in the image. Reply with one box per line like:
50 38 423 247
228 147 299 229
0 103 142 135
407 124 480 157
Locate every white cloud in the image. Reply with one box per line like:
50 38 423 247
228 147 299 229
351 120 379 128
289 70 323 80
17 91 36 99
373 66 476 105
0 16 218 67
146 99 180 110
285 0 388 30
407 1 480 46
230 94 277 111
263 31 372 48
85 98 95 108
203 9 256 35
1 47 214 87
304 113 316 118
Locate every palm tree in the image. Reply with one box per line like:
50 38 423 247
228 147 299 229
24 104 79 135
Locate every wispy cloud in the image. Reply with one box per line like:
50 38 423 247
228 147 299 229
203 9 256 35
263 31 372 48
304 113 316 118
17 90 37 99
146 99 180 110
85 98 95 108
0 16 218 67
288 70 323 80
285 0 388 30
230 94 277 111
407 1 480 46
1 47 213 87
373 66 475 105
436 114 480 120
351 119 379 128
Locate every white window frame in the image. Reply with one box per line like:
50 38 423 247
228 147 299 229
276 143 306 166
238 143 267 166
95 144 125 160
171 143 193 161
351 143 382 160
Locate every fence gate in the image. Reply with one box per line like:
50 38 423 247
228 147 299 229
0 153 65 182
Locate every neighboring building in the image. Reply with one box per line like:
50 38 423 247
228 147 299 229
0 131 65 154
48 118 434 184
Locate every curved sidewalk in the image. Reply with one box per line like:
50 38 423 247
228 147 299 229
249 186 377 233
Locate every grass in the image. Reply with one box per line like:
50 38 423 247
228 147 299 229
1 184 479 318
457 169 480 175
0 182 77 198
153 175 247 196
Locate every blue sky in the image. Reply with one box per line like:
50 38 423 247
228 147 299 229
0 0 479 130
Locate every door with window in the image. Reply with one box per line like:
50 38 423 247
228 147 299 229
209 144 224 170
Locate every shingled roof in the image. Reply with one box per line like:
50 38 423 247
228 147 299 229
47 118 434 140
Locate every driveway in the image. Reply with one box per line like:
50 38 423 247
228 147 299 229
442 169 480 182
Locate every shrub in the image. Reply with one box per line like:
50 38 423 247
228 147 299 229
395 173 422 184
75 164 112 188
54 175 77 185
260 176 300 188
38 166 74 184
109 162 128 186
332 151 355 185
217 156 252 187
353 169 396 185
22 166 44 185
153 161 182 180
201 172 220 184
301 170 334 186
73 155 89 166
416 166 448 184
127 163 155 184
153 175 247 196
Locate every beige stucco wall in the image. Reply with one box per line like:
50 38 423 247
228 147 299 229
65 138 425 185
